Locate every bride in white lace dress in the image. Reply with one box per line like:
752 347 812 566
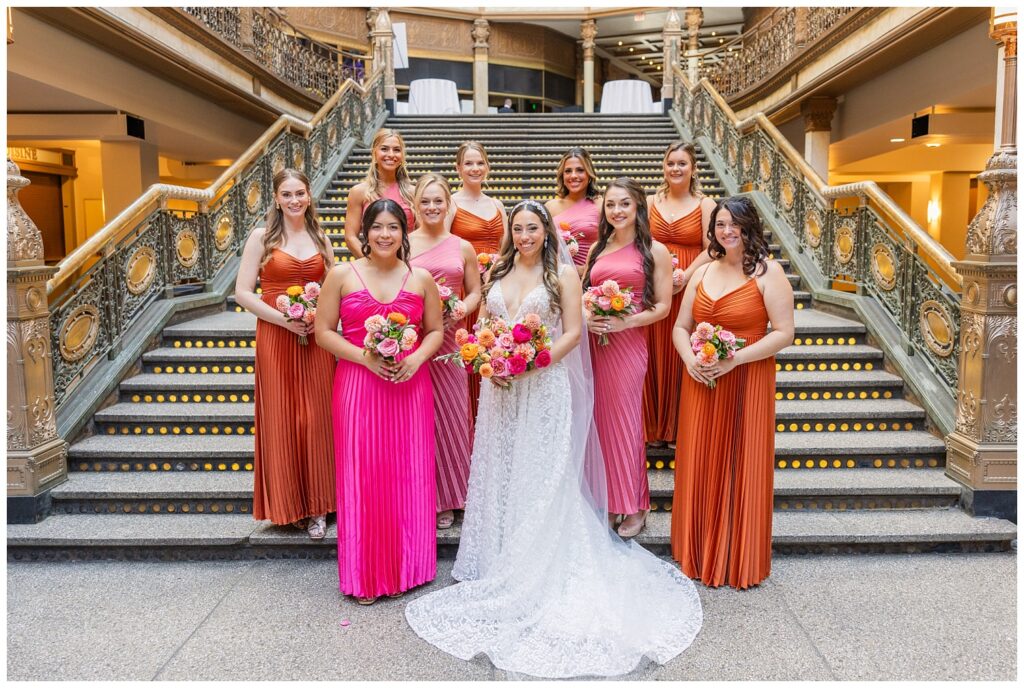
405 200 702 678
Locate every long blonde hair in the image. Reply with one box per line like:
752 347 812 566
455 141 491 187
413 173 453 226
655 141 702 200
361 128 415 206
260 168 332 270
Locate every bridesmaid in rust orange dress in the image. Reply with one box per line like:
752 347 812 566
670 196 794 589
450 142 506 419
644 142 716 447
235 168 336 540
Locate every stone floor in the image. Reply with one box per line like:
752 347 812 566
6 552 1016 681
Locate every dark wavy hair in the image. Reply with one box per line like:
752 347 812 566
707 196 770 277
554 147 600 200
582 177 656 310
483 199 563 314
360 198 412 267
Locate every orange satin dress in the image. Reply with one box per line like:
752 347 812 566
644 203 705 443
451 204 504 423
252 249 336 524
670 276 776 589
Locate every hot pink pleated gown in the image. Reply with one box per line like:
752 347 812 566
333 266 436 598
410 236 473 512
552 198 600 268
589 243 651 515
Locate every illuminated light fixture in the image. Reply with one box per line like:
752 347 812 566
711 31 716 36
926 142 941 148
890 138 905 143
927 200 941 224
629 47 634 52
719 38 724 43
617 40 623 46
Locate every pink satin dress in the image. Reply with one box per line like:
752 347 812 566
552 198 601 268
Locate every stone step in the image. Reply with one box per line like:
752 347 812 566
46 467 962 515
8 509 1015 561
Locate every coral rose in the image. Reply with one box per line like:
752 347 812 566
477 329 496 348
479 362 494 378
522 313 542 331
454 328 470 346
451 301 467 320
694 322 715 340
400 328 418 350
365 315 387 334
534 349 552 368
513 343 535 362
600 280 620 297
275 294 290 311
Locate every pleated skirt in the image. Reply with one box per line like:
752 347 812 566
429 328 473 511
591 328 651 515
333 357 437 598
670 357 776 589
252 319 336 525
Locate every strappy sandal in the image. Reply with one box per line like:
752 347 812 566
387 591 405 599
617 509 649 539
307 514 327 540
356 596 378 606
436 510 455 529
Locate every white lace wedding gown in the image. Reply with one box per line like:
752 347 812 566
405 274 703 678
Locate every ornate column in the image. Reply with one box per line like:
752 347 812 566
472 18 490 115
684 7 703 84
945 8 1017 519
581 19 597 113
7 159 68 523
800 96 837 182
661 9 683 108
238 7 255 55
369 8 396 111
794 7 810 49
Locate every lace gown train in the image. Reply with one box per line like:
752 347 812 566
405 273 703 678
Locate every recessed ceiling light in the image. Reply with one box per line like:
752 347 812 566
926 143 941 148
617 41 623 46
711 31 716 36
629 47 634 52
719 38 724 43
890 138 905 143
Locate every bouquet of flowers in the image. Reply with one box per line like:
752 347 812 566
440 313 552 383
477 252 497 275
583 279 636 346
363 312 418 363
672 256 686 289
276 282 319 345
690 321 745 388
437 278 467 322
558 222 581 258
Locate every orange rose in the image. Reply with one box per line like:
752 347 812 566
701 342 717 357
610 295 626 312
460 343 480 362
388 312 408 326
477 329 496 348
479 363 494 378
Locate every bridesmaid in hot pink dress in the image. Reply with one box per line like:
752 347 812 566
408 173 482 530
584 178 674 539
315 198 444 605
546 147 602 272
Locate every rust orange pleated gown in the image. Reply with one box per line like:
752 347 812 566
451 205 504 423
644 203 706 444
252 249 336 524
671 277 775 589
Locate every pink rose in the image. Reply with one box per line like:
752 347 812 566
582 291 596 307
508 355 527 375
376 337 400 358
490 356 507 377
498 333 515 350
303 282 321 300
672 269 685 287
719 330 736 345
287 303 306 319
438 284 453 300
512 323 532 343
621 291 633 307
275 295 290 311
597 296 612 311
601 280 620 297
534 349 552 368
451 301 467 320
694 322 715 340
513 343 535 362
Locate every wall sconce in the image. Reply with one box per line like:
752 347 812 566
927 199 941 225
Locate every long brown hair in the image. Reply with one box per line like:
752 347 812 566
483 200 562 314
656 141 702 200
555 147 600 200
360 198 412 268
361 128 415 206
707 196 770 277
260 168 332 270
582 177 656 310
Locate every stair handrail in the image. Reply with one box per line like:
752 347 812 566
672 63 962 394
45 69 385 408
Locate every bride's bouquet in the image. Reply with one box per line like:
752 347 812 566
275 282 319 345
363 312 418 363
439 313 552 381
583 279 636 345
690 321 745 388
437 278 467 322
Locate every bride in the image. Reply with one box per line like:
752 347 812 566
404 199 702 678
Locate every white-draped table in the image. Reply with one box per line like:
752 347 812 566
600 80 656 114
408 78 460 115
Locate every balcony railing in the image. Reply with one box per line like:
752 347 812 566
182 6 366 99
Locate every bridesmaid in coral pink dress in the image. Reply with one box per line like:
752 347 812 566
315 198 444 605
344 128 417 254
409 173 482 530
584 178 674 539
546 147 602 273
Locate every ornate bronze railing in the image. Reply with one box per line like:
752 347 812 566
672 65 961 395
696 7 871 102
182 6 366 99
46 72 385 409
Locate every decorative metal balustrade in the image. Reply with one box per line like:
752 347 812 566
671 65 961 396
696 7 868 101
46 73 385 409
183 6 366 99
